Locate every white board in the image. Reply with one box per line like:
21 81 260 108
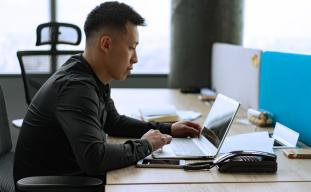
211 42 261 109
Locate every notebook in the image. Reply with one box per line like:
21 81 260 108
152 94 240 159
139 105 179 123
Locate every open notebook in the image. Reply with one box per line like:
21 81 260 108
139 105 179 123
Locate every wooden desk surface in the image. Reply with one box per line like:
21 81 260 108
106 149 311 184
111 88 265 135
106 182 311 192
107 89 311 185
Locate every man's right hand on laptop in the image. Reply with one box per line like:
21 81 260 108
171 121 202 138
142 129 172 152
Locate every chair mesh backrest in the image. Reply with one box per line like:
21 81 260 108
0 85 12 156
17 50 83 105
17 22 82 105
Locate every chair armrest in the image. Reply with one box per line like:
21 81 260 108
17 176 103 192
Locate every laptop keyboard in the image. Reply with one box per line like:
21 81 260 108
170 139 205 156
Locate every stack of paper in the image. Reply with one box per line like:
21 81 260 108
177 110 201 121
139 105 180 123
220 132 274 154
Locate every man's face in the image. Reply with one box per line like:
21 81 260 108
106 23 139 80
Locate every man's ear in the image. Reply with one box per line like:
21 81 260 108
99 35 111 52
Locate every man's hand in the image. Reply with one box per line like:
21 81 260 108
171 121 202 138
141 129 172 152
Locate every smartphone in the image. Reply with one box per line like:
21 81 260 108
137 159 186 168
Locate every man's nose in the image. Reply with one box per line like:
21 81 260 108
131 51 138 64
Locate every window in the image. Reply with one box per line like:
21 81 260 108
243 0 311 55
4 1 310 74
57 0 171 74
0 0 49 74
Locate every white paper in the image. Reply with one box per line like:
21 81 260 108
273 122 299 147
177 110 201 121
139 105 177 117
219 131 274 154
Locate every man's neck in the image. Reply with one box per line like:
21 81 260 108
82 50 111 85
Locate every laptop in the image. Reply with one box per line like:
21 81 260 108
152 93 240 159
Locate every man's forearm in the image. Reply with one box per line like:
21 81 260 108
105 115 172 137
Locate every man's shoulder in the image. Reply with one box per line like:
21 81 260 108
54 59 97 88
57 54 94 79
49 55 102 95
53 72 98 91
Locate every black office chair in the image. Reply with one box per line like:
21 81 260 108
17 22 83 106
13 22 83 128
17 50 82 105
0 85 103 192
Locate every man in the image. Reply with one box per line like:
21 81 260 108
13 1 201 185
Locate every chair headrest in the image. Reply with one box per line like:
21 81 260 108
36 22 82 46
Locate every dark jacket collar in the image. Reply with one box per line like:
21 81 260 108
71 53 111 98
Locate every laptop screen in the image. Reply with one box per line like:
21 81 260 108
201 94 240 150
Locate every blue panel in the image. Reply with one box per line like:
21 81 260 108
259 51 311 146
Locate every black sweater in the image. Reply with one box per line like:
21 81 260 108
13 54 171 184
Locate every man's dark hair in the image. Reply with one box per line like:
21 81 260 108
84 1 145 38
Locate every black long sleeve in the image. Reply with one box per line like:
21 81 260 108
13 54 169 184
55 79 153 175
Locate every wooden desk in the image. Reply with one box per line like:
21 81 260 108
106 89 311 191
111 88 268 134
106 182 311 192
106 149 311 184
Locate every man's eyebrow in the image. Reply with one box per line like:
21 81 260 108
131 41 139 47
